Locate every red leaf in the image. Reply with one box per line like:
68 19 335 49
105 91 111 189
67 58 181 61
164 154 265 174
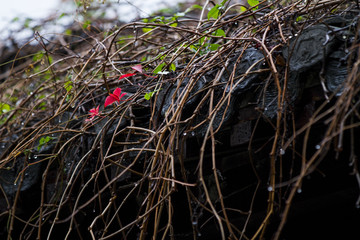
104 95 117 107
104 88 127 107
119 73 137 80
131 64 143 73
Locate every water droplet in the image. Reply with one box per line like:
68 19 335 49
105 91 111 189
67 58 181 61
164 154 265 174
315 145 320 150
30 92 33 95
294 33 298 37
34 155 38 159
93 209 96 213
42 218 45 221
58 119 62 123
280 148 285 155
1 144 5 149
297 188 302 193
14 182 17 186
183 132 187 136
267 186 273 192
191 131 195 136
192 220 198 225
342 35 347 39
289 36 293 39
31 113 35 116
197 233 202 237
356 204 360 209
21 122 24 126
264 107 268 111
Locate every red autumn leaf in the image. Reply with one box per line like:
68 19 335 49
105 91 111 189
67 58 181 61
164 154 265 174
119 73 137 80
131 64 143 73
104 88 127 107
85 105 100 122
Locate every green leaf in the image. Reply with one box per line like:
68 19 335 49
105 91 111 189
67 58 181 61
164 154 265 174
207 4 220 20
144 92 154 100
33 51 44 62
169 63 176 72
0 103 11 114
247 0 259 7
64 80 73 92
65 29 72 35
24 18 32 28
213 29 226 37
188 4 203 11
37 136 54 151
48 56 53 65
209 43 220 51
142 27 153 33
83 20 91 29
11 17 19 23
240 6 247 12
296 16 304 22
58 13 66 19
153 63 166 74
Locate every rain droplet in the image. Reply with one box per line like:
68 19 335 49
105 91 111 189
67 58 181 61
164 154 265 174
42 218 45 221
34 155 38 159
183 132 187 136
191 131 195 137
21 122 24 126
264 107 268 111
93 209 96 213
342 35 347 40
315 145 320 150
279 148 285 155
267 186 273 192
31 113 35 116
297 188 302 193
192 220 198 226
355 203 360 209
58 119 62 123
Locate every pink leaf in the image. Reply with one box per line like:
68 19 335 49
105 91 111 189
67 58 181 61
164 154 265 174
119 73 136 80
86 105 100 121
131 64 143 73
